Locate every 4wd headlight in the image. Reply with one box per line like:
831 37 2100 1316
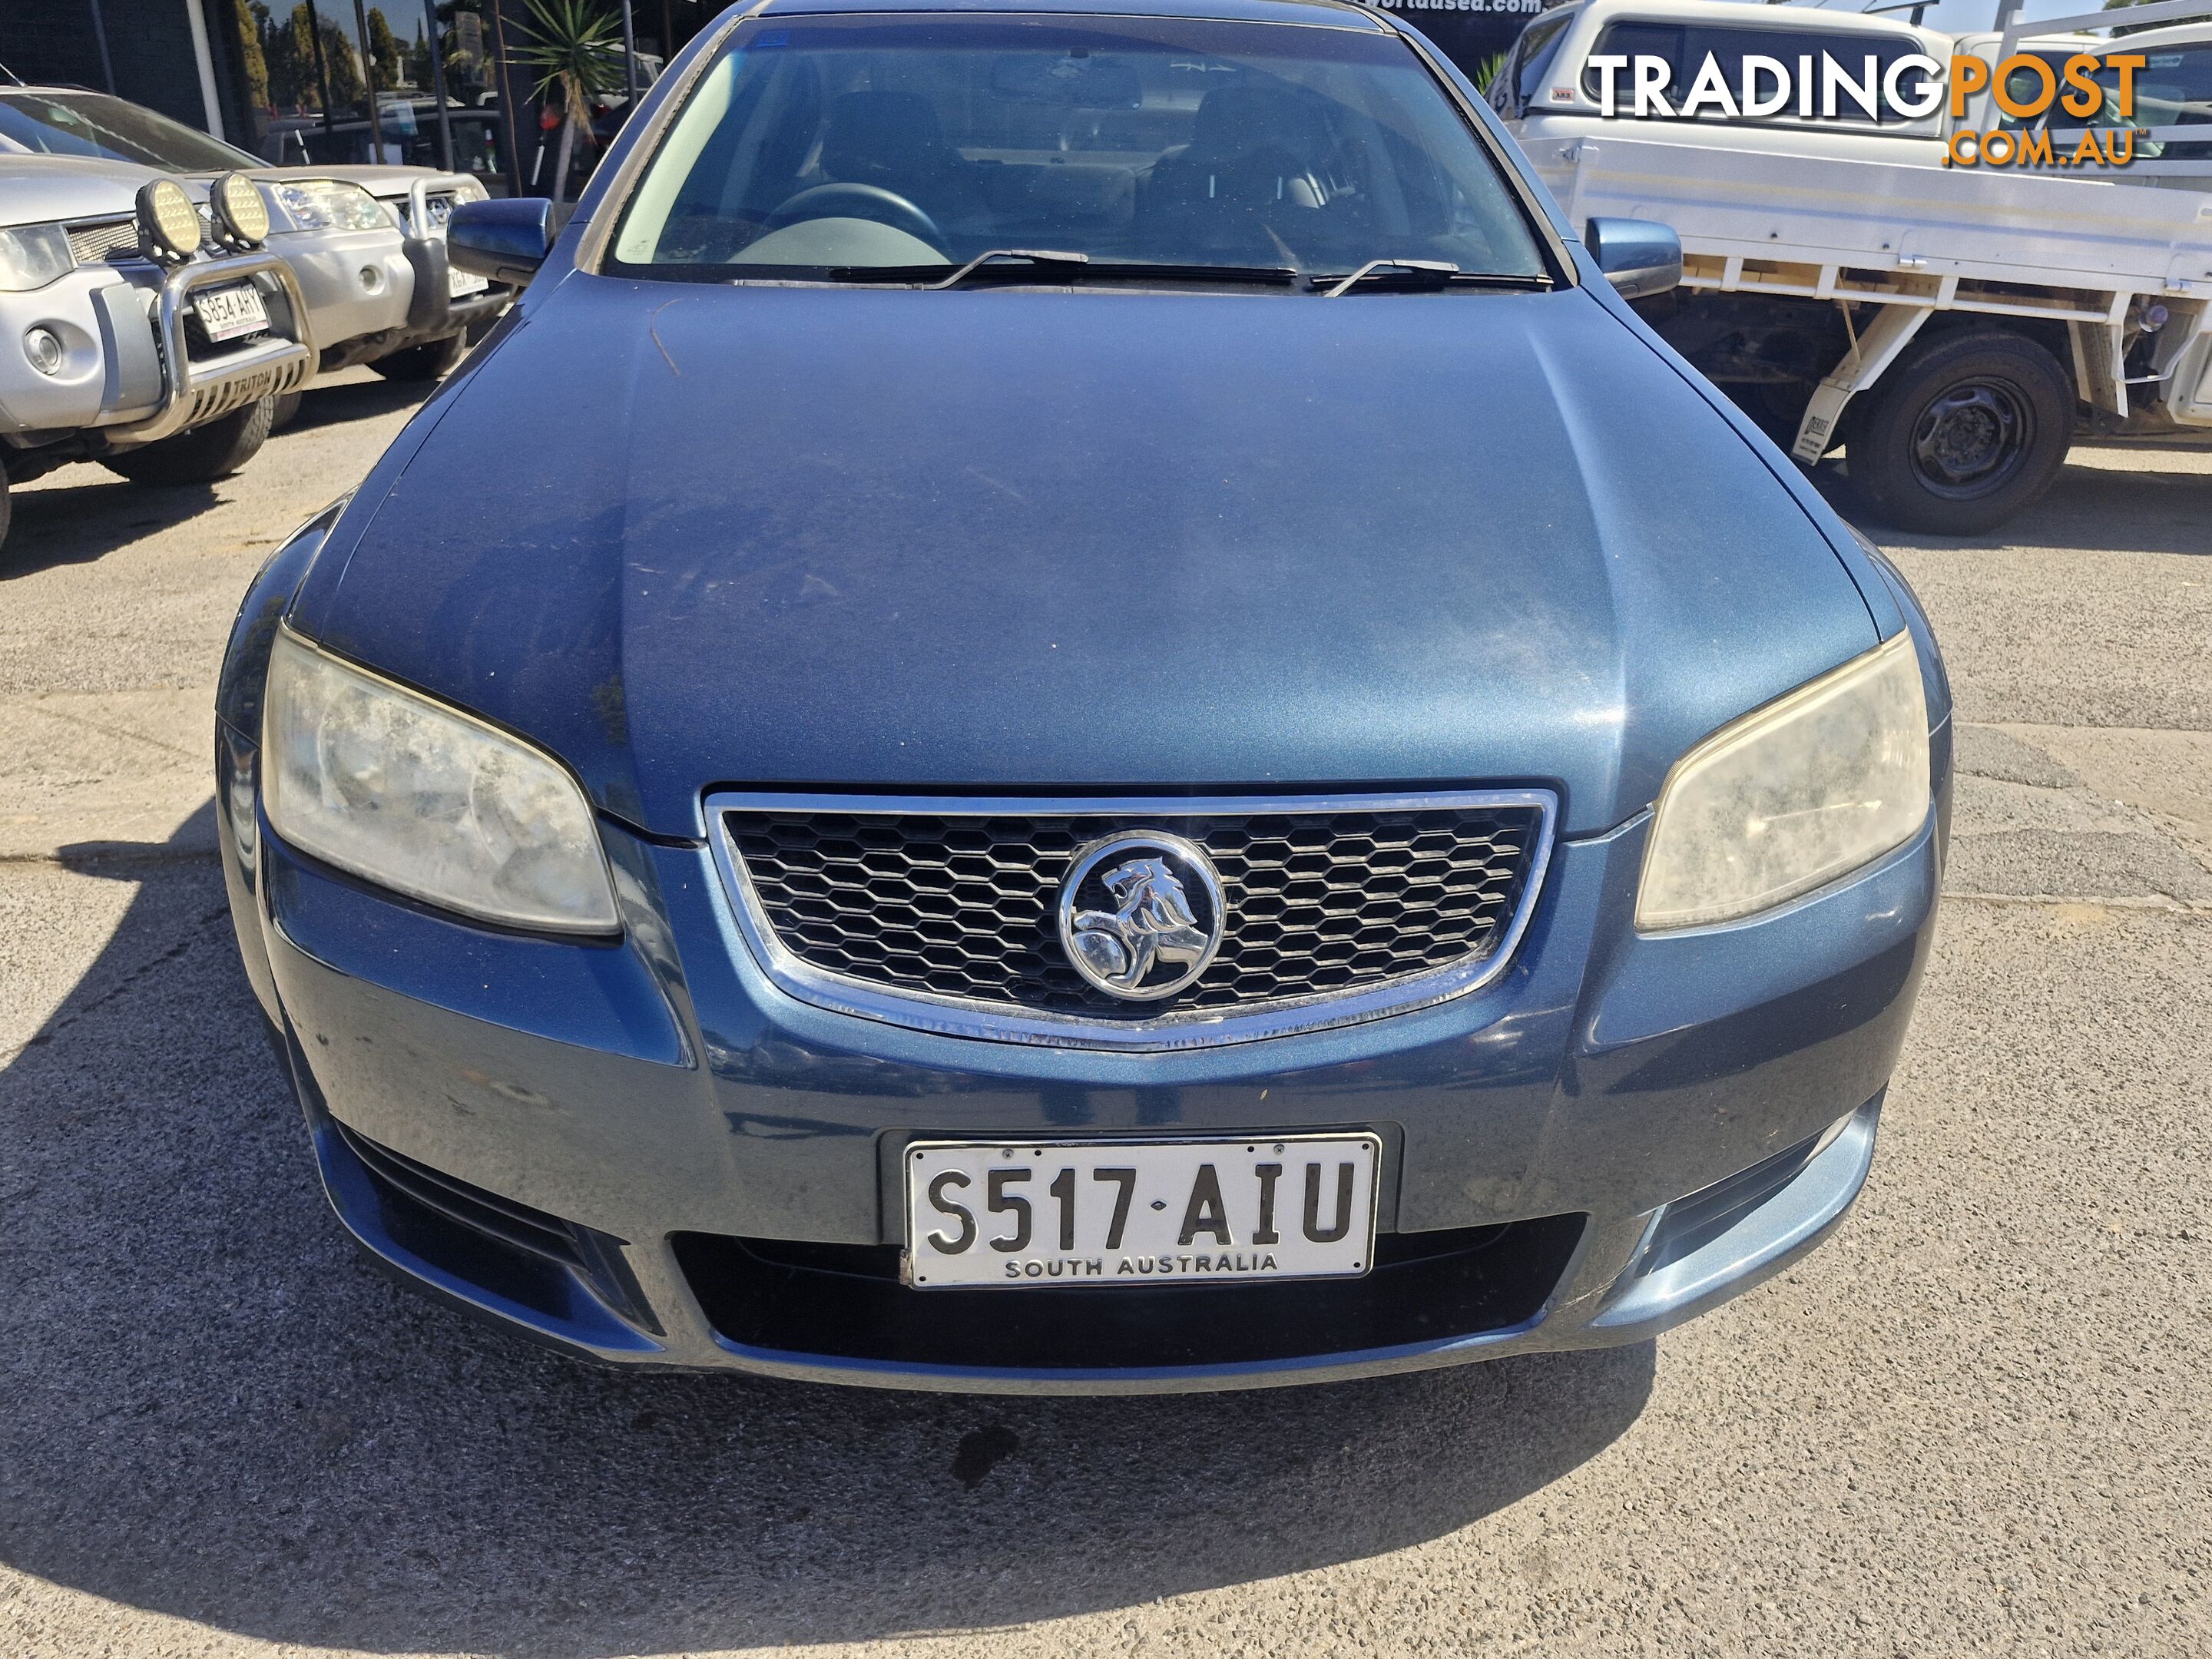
273 179 390 232
137 179 205 260
1637 633 1930 931
213 171 271 246
263 630 618 934
0 223 74 292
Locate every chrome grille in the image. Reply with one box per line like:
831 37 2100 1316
67 218 138 265
714 792 1552 1048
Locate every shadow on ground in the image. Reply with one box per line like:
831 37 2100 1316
285 374 437 433
1 477 225 578
1816 449 2212 558
0 378 432 578
0 810 1652 1657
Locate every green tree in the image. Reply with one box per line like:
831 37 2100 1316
272 3 366 111
366 6 405 88
262 2 316 108
2101 0 2167 34
511 0 621 203
227 0 272 110
319 12 368 108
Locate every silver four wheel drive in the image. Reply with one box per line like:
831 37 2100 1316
0 88 515 547
0 87 512 388
0 155 316 546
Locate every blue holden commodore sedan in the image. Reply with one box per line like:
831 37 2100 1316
215 0 1951 1392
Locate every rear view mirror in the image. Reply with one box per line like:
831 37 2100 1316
1584 217 1681 300
449 197 555 286
988 53 1143 109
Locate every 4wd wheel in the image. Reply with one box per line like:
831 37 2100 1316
0 458 12 555
369 331 469 382
1842 329 2073 535
101 396 275 486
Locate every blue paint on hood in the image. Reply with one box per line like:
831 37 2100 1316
296 272 1878 839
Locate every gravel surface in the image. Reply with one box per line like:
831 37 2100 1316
2 389 2208 1657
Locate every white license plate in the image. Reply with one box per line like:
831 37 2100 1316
193 283 269 342
905 1134 1380 1290
448 266 488 297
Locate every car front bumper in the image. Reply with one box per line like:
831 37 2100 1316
1 252 313 449
270 210 507 373
217 712 1948 1392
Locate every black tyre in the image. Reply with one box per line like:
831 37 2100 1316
1842 329 2073 535
270 389 304 429
369 330 469 382
0 458 11 556
101 396 275 486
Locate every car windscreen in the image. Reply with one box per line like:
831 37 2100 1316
0 91 262 172
608 13 1546 283
1513 12 1577 112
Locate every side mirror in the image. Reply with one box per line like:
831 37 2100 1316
449 197 555 286
1584 217 1681 301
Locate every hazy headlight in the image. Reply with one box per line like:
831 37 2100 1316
0 223 74 292
262 629 618 934
1637 633 1930 931
273 180 389 232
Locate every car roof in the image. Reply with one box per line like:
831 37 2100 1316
2056 21 2212 51
1566 0 1934 40
750 0 1390 31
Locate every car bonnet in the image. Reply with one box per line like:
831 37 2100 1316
293 272 1880 839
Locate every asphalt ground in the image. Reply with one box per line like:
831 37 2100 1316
1 379 2208 1657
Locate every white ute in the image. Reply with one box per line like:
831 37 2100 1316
1492 0 2212 531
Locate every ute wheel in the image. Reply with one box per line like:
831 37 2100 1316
102 396 275 486
270 389 304 430
369 331 469 382
1842 329 2073 535
0 458 12 555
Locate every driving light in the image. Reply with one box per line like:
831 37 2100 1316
212 171 270 245
262 630 619 934
1637 633 1929 931
0 223 74 292
137 179 202 260
24 326 65 375
273 179 389 233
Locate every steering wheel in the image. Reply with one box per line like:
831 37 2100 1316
763 183 943 249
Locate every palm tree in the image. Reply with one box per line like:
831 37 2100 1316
511 0 621 204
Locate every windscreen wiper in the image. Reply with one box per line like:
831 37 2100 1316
1313 259 1555 296
932 253 1300 290
1081 260 1300 286
930 248 1094 288
789 250 1093 286
815 252 1302 289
